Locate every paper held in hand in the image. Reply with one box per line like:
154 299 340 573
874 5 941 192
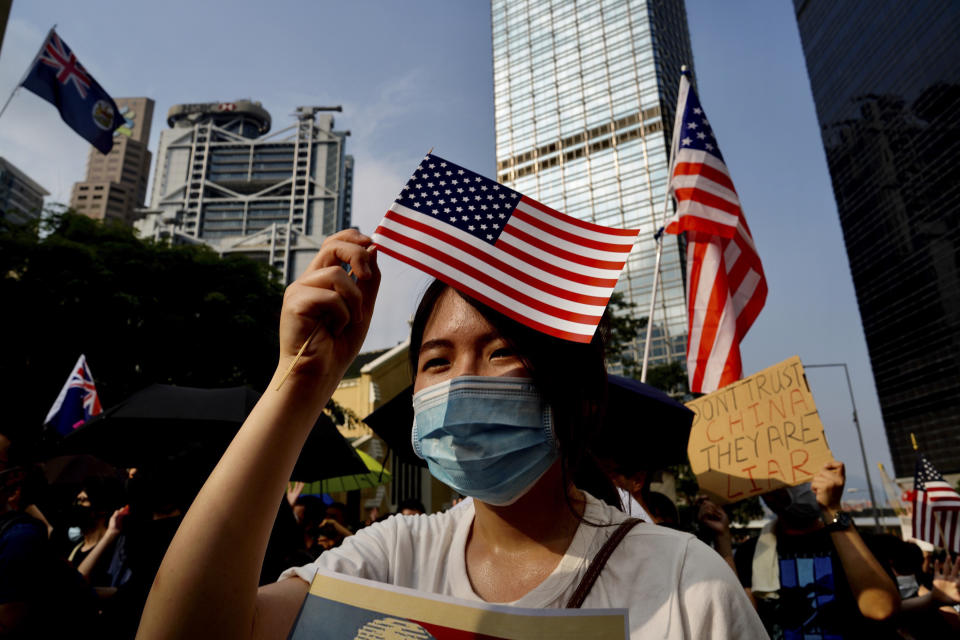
686 355 834 505
289 568 628 640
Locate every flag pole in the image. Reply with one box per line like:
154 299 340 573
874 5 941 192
639 194 672 383
0 24 55 122
640 65 689 383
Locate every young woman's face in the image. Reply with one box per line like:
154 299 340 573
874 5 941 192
414 288 530 392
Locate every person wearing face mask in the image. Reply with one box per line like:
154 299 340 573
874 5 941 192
138 230 765 639
729 461 900 638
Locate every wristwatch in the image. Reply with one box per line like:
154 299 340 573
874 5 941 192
823 510 853 532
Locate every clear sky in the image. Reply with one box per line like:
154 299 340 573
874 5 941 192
0 1 896 493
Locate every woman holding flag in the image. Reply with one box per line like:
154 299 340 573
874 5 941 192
137 219 763 640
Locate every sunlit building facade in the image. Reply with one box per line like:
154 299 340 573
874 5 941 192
795 0 960 477
491 0 695 368
138 101 353 284
71 97 154 225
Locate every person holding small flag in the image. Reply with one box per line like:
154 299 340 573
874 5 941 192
138 155 765 639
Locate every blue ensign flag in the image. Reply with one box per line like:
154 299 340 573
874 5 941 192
44 354 103 436
21 29 124 154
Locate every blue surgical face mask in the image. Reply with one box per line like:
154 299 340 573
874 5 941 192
412 376 558 506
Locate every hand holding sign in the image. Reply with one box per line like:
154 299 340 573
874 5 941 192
686 356 834 504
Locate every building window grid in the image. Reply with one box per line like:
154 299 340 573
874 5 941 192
493 0 687 365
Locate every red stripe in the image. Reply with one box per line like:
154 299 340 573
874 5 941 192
519 196 638 236
494 238 618 288
510 208 633 254
373 243 594 344
374 225 603 325
503 225 626 271
693 269 729 392
716 340 743 390
686 241 710 390
672 161 737 193
674 187 743 219
381 211 612 305
665 215 737 239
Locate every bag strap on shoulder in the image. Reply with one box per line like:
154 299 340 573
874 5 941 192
566 517 642 608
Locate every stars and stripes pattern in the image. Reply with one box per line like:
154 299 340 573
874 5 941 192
37 31 92 99
44 354 103 436
663 72 767 393
912 453 960 552
372 154 639 343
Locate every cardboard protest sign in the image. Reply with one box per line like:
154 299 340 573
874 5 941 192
290 568 628 640
686 356 834 505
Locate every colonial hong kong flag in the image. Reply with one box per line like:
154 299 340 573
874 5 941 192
663 71 767 393
44 354 103 436
372 154 640 343
20 29 124 154
912 453 960 552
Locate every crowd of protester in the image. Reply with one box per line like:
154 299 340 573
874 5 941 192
3 422 959 638
0 426 415 638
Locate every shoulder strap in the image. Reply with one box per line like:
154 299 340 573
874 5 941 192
566 517 642 608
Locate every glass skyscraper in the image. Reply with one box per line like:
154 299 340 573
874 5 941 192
794 0 960 477
491 0 696 369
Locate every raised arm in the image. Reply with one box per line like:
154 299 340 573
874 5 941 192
136 230 380 640
812 461 900 621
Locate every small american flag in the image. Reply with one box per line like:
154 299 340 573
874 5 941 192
372 154 639 343
663 72 767 393
912 453 960 552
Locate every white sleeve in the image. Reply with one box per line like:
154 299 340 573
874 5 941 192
678 538 768 639
277 519 394 585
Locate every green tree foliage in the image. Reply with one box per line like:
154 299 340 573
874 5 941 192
602 291 647 376
0 210 283 432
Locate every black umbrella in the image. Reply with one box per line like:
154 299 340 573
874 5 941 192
57 384 261 467
292 413 369 482
592 375 694 470
364 375 694 471
57 384 369 482
363 386 423 467
42 454 119 486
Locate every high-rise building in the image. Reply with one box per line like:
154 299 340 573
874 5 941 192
0 156 48 225
491 0 695 369
70 97 154 225
794 0 960 477
137 101 353 284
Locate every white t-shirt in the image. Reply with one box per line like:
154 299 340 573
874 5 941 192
281 493 766 639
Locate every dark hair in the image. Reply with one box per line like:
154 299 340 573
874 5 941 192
408 280 621 512
398 498 426 514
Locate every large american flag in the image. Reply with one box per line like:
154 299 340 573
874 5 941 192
663 73 767 393
912 453 960 552
372 154 639 343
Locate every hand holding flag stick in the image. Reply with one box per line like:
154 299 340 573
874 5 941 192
275 231 379 392
280 150 640 388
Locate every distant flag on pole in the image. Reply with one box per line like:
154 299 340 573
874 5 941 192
877 462 906 516
912 452 960 552
20 29 124 154
372 153 640 343
44 354 103 436
663 71 767 393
